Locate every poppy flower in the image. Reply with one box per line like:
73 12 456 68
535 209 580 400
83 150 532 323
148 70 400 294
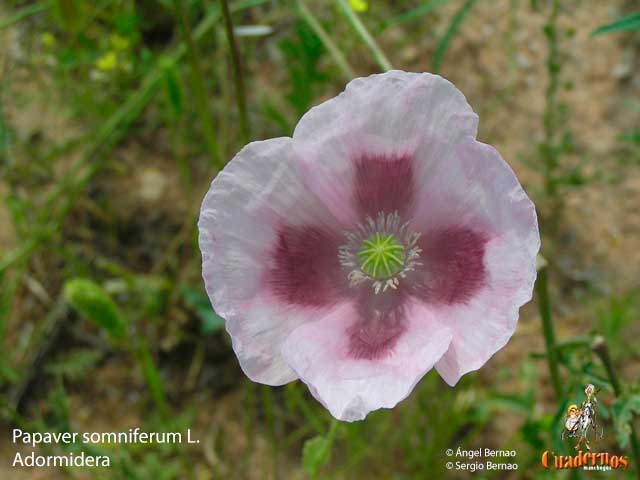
198 71 540 421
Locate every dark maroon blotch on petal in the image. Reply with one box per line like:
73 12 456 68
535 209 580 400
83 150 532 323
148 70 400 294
353 153 415 217
347 291 408 360
414 227 488 305
268 225 343 307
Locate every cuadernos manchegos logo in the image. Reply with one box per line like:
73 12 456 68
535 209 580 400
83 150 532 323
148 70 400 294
541 384 629 472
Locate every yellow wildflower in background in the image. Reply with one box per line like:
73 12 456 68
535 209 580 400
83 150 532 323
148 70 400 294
349 0 368 12
110 34 130 51
96 51 118 71
41 32 56 47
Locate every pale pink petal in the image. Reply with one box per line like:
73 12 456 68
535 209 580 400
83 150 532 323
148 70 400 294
281 300 453 421
198 138 344 386
292 71 478 225
411 138 537 240
412 227 489 306
406 138 539 385
434 235 537 385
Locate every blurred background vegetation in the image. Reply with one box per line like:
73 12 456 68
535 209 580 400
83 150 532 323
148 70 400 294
1 0 639 478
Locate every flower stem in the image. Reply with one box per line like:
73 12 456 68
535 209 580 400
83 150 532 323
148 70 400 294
131 336 169 417
174 0 223 167
542 0 560 185
334 0 392 72
505 0 519 89
296 0 356 81
309 418 339 480
592 336 640 478
323 418 339 463
535 265 562 400
262 386 279 479
219 0 250 144
541 0 562 231
326 417 339 442
241 379 256 477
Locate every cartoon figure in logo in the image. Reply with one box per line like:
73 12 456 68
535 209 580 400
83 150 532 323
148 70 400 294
564 404 581 432
562 384 603 450
584 383 596 402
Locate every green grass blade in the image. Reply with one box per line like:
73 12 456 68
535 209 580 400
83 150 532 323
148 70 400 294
335 0 392 71
0 0 270 275
135 337 169 416
592 12 640 36
382 0 450 30
432 0 477 73
296 0 356 81
174 0 223 167
0 3 50 30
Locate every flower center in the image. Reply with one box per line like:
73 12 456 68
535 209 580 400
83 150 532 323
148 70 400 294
357 233 406 279
339 211 422 294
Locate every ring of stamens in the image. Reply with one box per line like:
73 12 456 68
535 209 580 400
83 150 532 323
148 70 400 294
339 211 422 294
